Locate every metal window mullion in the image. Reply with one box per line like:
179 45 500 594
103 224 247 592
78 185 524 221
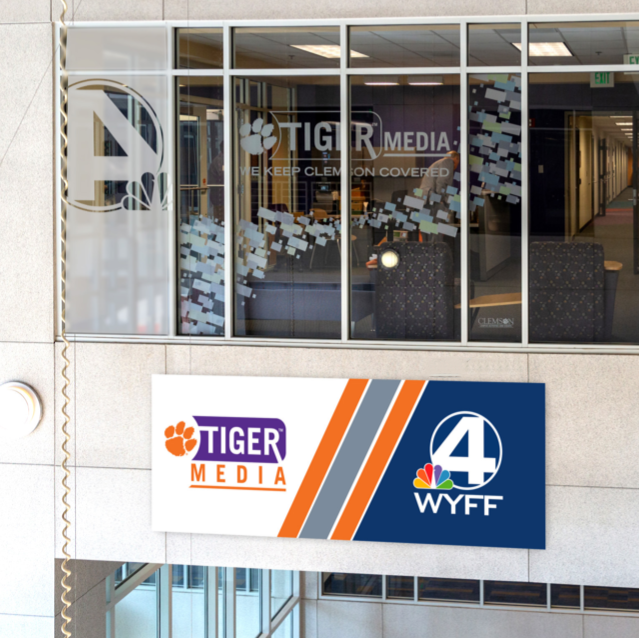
167 24 177 338
262 569 271 636
580 585 585 612
206 567 218 638
460 19 469 345
159 564 173 638
340 23 350 342
223 23 234 340
225 568 236 638
480 580 485 606
521 18 530 346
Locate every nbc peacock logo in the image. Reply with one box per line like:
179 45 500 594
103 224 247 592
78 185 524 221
413 463 454 490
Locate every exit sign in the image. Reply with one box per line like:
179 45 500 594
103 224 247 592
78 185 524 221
591 72 614 88
624 54 639 65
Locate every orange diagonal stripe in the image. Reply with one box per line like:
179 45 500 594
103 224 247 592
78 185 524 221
278 378 369 538
330 380 425 541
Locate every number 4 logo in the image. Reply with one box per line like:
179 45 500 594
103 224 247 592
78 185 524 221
430 412 503 490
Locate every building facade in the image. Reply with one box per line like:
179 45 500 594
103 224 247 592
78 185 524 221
1 1 639 636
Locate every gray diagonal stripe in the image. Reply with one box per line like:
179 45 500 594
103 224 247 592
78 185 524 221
299 379 401 539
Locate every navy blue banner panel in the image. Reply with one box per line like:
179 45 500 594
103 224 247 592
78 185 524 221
355 381 546 550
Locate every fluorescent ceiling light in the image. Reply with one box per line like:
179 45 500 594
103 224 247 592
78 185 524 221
612 115 632 118
513 42 572 56
409 75 444 86
616 121 632 125
290 44 368 58
364 82 399 86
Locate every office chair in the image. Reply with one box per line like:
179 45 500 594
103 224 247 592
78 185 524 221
375 241 455 340
529 241 618 342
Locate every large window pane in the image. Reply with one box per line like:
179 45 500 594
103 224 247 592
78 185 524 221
468 73 522 342
349 26 460 68
177 28 223 69
271 570 293 618
115 576 158 638
468 24 521 67
178 77 226 336
234 27 341 69
66 75 169 334
530 72 639 344
528 21 639 66
233 76 341 338
172 565 206 638
350 75 461 341
237 568 261 638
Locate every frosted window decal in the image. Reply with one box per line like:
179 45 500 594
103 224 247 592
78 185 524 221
66 76 170 335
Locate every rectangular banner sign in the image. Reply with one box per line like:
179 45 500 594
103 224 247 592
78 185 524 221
152 375 545 550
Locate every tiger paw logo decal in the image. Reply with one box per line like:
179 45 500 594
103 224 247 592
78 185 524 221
165 421 197 457
413 463 454 490
239 118 277 155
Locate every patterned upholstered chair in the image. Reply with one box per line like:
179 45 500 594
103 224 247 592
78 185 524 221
529 241 618 342
375 241 455 340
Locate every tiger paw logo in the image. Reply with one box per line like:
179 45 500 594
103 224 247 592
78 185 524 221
413 463 454 490
239 118 277 155
165 421 197 457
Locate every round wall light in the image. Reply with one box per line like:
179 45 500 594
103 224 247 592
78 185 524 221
0 382 43 440
380 248 400 270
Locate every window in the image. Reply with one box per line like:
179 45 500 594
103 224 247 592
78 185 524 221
483 580 547 606
233 75 342 338
58 20 639 350
322 571 639 616
107 564 300 638
529 72 638 344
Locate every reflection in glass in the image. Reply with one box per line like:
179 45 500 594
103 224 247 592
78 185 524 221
349 26 460 68
172 565 205 637
272 615 293 638
322 573 383 597
350 75 461 341
386 575 414 599
66 75 169 334
484 581 547 606
528 22 639 66
418 577 480 603
468 73 522 342
530 72 638 343
585 585 639 611
237 569 261 638
234 27 340 69
551 584 580 608
177 28 224 69
115 574 158 638
233 76 341 338
468 24 521 66
178 77 226 336
271 570 293 618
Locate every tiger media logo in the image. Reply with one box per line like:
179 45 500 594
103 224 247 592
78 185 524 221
164 416 289 492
